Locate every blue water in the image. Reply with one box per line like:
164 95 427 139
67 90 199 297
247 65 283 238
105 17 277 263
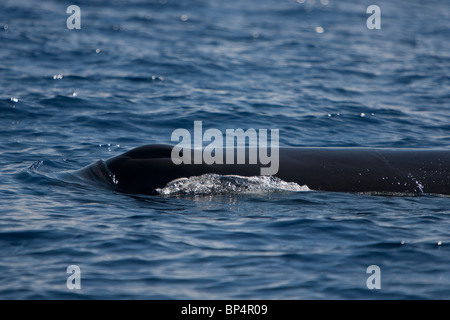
1 0 450 299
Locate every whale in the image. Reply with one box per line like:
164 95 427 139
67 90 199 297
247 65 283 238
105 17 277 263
77 144 450 196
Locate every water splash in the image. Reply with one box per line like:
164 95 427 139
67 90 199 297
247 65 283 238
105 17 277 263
156 174 310 196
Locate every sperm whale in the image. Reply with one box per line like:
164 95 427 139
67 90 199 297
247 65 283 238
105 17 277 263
79 144 450 196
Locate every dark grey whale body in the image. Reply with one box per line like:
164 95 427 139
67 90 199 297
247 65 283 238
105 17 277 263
90 144 450 196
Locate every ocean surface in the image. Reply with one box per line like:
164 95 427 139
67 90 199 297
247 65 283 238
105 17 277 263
1 0 449 299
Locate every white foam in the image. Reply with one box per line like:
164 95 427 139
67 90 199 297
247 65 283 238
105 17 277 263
156 174 310 196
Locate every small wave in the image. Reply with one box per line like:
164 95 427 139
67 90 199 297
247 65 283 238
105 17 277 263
156 174 310 196
21 159 117 194
59 160 117 188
